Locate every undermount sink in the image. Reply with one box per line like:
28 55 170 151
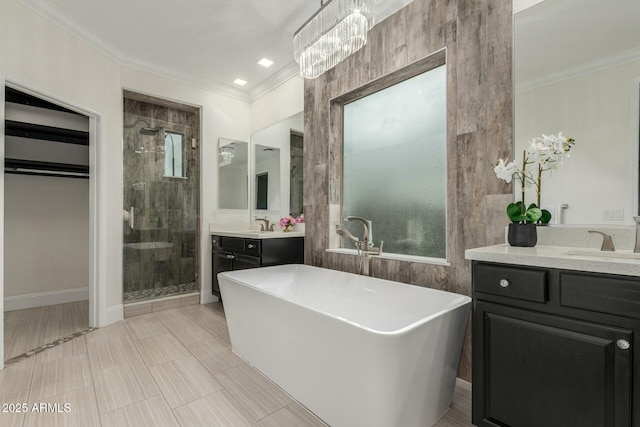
564 249 640 260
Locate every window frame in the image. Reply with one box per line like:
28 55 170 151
327 49 450 263
164 130 184 178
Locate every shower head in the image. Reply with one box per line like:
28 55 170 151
139 127 160 136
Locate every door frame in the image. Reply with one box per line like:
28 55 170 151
0 75 102 366
631 77 640 218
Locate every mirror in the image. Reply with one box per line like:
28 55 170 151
290 131 304 217
254 145 280 210
218 137 248 209
514 0 640 225
250 112 304 217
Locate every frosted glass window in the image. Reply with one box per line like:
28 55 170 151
165 131 183 177
342 65 447 258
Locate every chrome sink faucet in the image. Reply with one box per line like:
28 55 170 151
588 230 615 252
255 216 270 231
634 217 640 253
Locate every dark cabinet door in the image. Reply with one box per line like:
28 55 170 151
212 250 233 297
473 301 632 427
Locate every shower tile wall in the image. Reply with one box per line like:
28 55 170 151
123 94 200 302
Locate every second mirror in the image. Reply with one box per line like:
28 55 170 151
254 144 280 211
218 138 248 210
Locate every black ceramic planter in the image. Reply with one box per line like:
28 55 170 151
507 223 537 247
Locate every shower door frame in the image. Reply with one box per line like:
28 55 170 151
122 92 201 304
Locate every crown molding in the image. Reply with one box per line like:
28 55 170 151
122 55 250 101
17 0 419 104
17 0 250 102
516 46 640 93
248 62 300 102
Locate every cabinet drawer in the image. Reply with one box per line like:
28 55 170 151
560 272 640 320
245 239 260 255
219 236 245 252
473 263 547 303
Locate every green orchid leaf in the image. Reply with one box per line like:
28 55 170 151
525 207 542 223
540 209 552 224
507 203 525 222
527 203 539 210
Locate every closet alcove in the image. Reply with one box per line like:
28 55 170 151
3 87 90 362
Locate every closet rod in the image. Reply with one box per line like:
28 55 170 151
5 120 89 145
5 158 89 179
4 169 89 179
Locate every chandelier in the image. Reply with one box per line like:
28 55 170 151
293 0 374 79
219 146 235 167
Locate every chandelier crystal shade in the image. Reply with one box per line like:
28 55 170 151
293 0 374 79
219 146 234 167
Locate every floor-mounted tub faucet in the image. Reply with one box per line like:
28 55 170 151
344 216 372 250
337 217 383 275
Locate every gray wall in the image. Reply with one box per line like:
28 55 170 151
303 0 514 381
4 174 89 299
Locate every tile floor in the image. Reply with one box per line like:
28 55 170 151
0 302 473 426
4 301 89 361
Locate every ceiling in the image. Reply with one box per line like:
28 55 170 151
19 0 413 101
24 0 635 100
515 0 640 89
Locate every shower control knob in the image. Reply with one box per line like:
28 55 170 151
617 339 630 350
499 279 510 288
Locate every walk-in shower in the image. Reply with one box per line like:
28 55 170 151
122 92 200 303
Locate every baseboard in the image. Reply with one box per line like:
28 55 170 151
101 304 124 327
4 287 89 311
200 292 219 304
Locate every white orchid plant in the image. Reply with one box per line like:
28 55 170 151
494 132 575 224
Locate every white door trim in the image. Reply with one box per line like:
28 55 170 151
631 77 640 219
1 76 102 366
0 73 6 366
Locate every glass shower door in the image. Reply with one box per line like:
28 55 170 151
122 92 200 303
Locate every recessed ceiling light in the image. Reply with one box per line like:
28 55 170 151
257 57 274 68
233 78 247 86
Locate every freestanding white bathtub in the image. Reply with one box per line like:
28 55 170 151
218 264 471 427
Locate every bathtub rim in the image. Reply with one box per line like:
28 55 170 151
218 264 471 336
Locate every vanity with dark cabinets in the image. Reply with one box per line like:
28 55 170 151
211 234 304 298
471 261 639 427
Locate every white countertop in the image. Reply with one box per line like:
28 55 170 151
210 228 305 239
465 244 640 277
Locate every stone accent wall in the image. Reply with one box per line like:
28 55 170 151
302 0 513 381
